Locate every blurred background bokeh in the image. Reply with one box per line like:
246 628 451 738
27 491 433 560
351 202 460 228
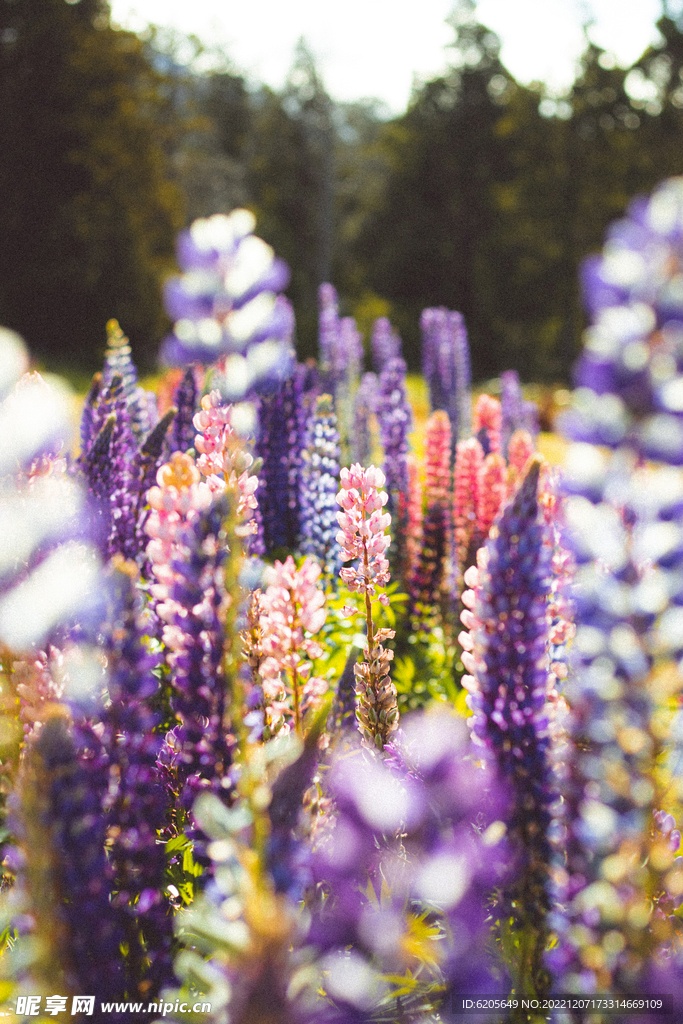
1 0 682 385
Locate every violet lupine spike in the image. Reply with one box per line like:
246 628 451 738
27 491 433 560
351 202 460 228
459 458 556 996
335 317 363 464
80 373 103 456
318 282 339 388
376 357 412 560
307 713 509 1022
299 394 342 577
500 369 525 457
370 316 401 372
102 563 174 999
409 410 451 630
351 371 377 467
103 319 157 439
336 464 398 749
161 211 292 397
420 306 471 450
169 367 199 455
256 369 305 553
33 716 127 1009
165 495 235 813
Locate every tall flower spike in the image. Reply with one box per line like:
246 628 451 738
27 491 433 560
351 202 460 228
409 410 451 630
460 458 557 998
161 210 292 397
472 393 502 456
404 453 423 592
256 368 305 553
476 451 507 539
258 555 328 737
193 390 259 535
370 315 401 372
169 366 199 455
351 371 378 467
453 436 484 586
336 464 398 748
299 394 342 577
376 357 412 575
103 319 157 440
420 306 471 450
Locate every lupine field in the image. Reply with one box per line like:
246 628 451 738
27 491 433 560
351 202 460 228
4 177 683 1024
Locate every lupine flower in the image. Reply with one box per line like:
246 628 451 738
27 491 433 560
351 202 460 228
161 211 292 397
351 371 377 467
256 368 305 553
103 319 157 439
299 394 342 577
453 437 484 584
420 306 471 449
258 555 327 737
375 357 412 554
409 411 451 629
193 390 259 534
472 393 502 456
476 452 507 539
336 464 398 748
459 458 557 995
169 366 199 455
507 428 535 488
404 454 423 591
370 316 401 372
318 282 340 385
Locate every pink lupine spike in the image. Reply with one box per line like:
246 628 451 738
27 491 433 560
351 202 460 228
472 394 502 454
477 452 507 538
453 437 484 578
404 454 423 589
507 428 535 488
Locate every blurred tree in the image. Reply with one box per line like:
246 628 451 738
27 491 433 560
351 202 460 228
0 0 185 372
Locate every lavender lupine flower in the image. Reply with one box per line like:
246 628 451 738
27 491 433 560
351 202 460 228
32 716 126 1008
376 358 412 573
409 411 451 629
351 371 377 466
101 562 174 998
420 307 471 450
318 282 339 386
305 713 510 1022
103 319 157 439
336 464 398 749
256 368 306 553
299 394 342 577
168 366 199 455
370 316 401 372
459 458 557 997
161 211 292 397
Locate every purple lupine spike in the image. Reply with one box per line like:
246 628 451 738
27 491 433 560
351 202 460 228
376 357 412 536
500 369 524 456
299 394 342 577
127 409 177 565
256 367 306 554
165 495 235 815
80 373 104 456
33 716 126 1005
318 282 339 387
169 367 199 455
102 320 156 440
307 712 509 1020
351 372 377 467
370 316 401 373
102 564 174 998
421 307 471 452
161 211 292 398
459 458 557 992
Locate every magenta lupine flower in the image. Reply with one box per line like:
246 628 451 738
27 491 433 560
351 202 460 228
472 393 502 456
476 451 507 539
336 464 398 748
258 555 327 736
453 436 484 583
409 411 451 627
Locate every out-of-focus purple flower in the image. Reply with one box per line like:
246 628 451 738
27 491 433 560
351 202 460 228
376 358 412 549
370 316 401 372
459 458 557 990
256 367 306 553
161 211 292 398
351 372 377 467
420 307 471 450
299 394 342 576
168 366 199 455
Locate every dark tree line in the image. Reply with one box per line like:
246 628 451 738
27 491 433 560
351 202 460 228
3 0 683 381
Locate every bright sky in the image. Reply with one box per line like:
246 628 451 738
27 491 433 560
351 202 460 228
109 0 666 114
